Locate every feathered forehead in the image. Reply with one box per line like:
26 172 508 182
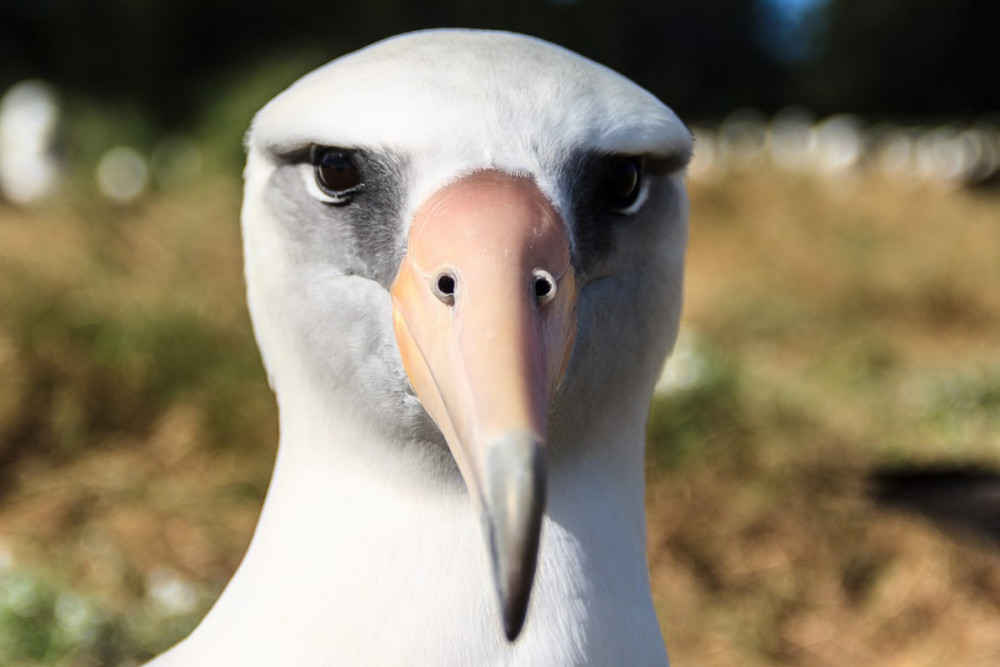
249 29 691 163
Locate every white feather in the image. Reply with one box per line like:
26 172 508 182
149 28 690 666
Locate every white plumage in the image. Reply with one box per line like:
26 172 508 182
150 29 691 665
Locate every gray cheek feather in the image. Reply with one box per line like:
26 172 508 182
264 152 409 288
287 269 444 447
562 150 686 282
550 173 687 449
561 150 613 275
263 158 445 450
265 165 369 275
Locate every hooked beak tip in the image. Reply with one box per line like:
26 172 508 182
482 434 546 642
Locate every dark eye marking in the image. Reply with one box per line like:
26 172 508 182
311 146 364 203
565 148 690 274
600 156 643 212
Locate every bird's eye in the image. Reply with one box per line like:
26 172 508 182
601 157 642 212
313 147 364 201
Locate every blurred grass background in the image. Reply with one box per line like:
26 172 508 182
1 0 999 665
2 155 998 666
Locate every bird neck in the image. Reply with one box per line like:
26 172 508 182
164 384 667 665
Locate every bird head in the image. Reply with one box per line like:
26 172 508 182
240 29 691 641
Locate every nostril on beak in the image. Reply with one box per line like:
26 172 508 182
532 270 556 306
433 271 457 305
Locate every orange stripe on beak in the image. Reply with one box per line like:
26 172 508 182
390 171 578 640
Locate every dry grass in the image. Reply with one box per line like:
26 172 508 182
0 170 998 664
651 172 1000 665
0 182 275 663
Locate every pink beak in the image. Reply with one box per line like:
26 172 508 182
390 171 578 639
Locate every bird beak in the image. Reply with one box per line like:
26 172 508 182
390 171 578 640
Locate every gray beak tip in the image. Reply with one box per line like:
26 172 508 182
502 600 529 642
483 434 546 643
487 506 542 643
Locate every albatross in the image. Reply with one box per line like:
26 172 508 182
150 29 691 665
